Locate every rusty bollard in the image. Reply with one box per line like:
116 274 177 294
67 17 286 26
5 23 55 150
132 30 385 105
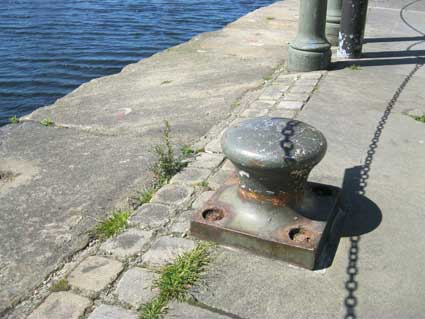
191 117 345 269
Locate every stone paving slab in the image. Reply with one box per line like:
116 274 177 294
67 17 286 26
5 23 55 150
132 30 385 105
114 267 159 309
204 138 223 154
27 292 91 319
170 168 211 186
142 236 196 268
152 184 194 207
87 304 138 319
164 301 231 319
169 210 193 235
100 229 153 260
240 107 269 118
68 256 123 297
191 191 215 210
189 153 224 170
206 168 234 190
276 100 304 110
128 203 172 229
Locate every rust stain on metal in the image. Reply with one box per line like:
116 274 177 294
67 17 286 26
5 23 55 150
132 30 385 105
239 188 303 207
224 172 239 186
247 159 267 168
271 219 321 249
202 208 224 221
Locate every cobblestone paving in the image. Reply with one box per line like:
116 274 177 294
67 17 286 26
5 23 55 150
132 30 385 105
21 70 324 319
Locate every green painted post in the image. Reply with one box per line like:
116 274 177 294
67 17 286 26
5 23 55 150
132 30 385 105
326 0 343 46
288 0 331 72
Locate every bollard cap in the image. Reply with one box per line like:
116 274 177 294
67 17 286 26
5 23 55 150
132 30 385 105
221 117 327 195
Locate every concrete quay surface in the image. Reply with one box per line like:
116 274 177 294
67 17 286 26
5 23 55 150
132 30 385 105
2 0 425 318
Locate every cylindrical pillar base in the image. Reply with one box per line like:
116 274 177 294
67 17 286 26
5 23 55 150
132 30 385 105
288 46 331 72
288 0 331 72
337 0 368 58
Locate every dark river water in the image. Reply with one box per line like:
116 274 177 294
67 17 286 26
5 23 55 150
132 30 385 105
0 0 277 126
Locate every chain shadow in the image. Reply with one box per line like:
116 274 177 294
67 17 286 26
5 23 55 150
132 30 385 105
340 166 382 319
339 61 424 319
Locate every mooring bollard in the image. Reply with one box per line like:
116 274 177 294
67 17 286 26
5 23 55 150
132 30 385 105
337 0 368 58
326 0 343 46
288 0 331 72
191 117 345 269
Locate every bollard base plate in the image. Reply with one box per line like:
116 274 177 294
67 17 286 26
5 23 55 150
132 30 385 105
190 178 345 270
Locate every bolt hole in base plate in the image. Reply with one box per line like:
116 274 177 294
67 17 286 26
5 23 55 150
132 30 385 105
202 208 224 221
288 227 311 243
191 182 345 270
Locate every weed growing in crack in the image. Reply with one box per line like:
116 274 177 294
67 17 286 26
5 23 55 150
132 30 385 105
348 64 361 71
196 181 209 188
9 116 19 124
50 279 70 292
40 118 54 126
138 185 157 205
139 242 214 319
180 145 195 157
134 121 195 207
139 296 167 319
263 74 273 81
151 120 187 185
414 115 425 123
94 210 131 239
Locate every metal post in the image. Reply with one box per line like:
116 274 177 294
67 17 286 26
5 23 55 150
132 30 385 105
337 0 369 58
326 0 343 46
288 0 331 72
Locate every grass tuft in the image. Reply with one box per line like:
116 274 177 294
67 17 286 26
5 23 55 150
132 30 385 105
161 80 172 85
139 296 168 319
348 64 361 71
263 74 273 81
40 118 54 126
95 210 130 239
180 145 195 157
9 116 19 124
138 185 157 205
414 115 425 123
157 242 212 301
266 16 275 20
50 278 70 292
139 242 213 319
196 181 209 188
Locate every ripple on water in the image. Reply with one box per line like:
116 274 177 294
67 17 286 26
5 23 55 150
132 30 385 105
0 0 276 125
